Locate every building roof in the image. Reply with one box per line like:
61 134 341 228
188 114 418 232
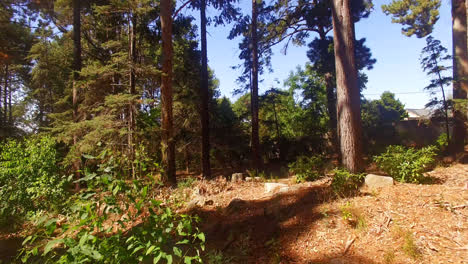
405 108 433 120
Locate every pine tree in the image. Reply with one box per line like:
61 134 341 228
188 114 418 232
383 0 468 152
331 0 364 172
160 0 176 185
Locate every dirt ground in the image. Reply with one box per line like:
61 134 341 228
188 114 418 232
1 164 466 263
182 164 468 264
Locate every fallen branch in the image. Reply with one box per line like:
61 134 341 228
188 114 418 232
343 236 356 255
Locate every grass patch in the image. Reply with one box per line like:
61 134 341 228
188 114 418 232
402 232 421 259
340 202 367 231
383 250 396 264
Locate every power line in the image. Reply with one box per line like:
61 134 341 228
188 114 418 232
362 91 450 96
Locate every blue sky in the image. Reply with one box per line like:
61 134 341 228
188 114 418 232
180 0 452 109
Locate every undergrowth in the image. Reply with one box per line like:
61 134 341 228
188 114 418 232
331 169 365 196
289 155 326 183
18 151 205 264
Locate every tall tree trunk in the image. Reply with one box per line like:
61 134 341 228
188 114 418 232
8 72 11 125
272 97 281 159
452 0 468 153
331 0 363 173
3 64 7 125
184 146 190 174
72 0 82 191
200 0 211 179
0 72 3 128
160 0 176 185
324 72 339 156
251 0 261 171
128 13 137 178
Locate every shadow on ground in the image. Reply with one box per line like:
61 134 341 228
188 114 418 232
189 183 370 263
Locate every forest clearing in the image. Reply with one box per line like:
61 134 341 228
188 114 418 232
1 0 468 263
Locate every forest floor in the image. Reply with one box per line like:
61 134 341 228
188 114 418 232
1 164 467 263
174 164 468 264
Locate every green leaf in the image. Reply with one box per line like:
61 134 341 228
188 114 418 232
176 239 189 245
132 245 144 255
173 247 182 257
43 239 63 255
82 154 95 160
165 254 173 264
22 235 33 246
197 233 205 242
146 245 156 255
153 252 163 263
141 186 148 198
113 185 120 195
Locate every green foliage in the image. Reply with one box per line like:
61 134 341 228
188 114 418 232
288 155 326 183
19 153 204 264
420 36 452 137
331 169 365 196
205 250 234 264
0 136 67 224
361 91 408 152
374 145 438 183
382 0 441 38
435 133 449 151
177 177 197 189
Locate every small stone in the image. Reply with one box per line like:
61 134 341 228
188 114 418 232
365 174 394 190
231 173 243 182
265 183 288 193
245 177 262 182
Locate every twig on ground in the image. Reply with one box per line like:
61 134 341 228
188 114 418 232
343 236 356 255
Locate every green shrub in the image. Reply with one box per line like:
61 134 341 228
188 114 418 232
0 136 67 224
435 133 449 152
178 177 197 189
331 169 365 196
374 145 437 183
289 155 326 183
19 151 204 263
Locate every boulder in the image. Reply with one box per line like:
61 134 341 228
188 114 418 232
365 174 394 190
231 173 243 182
264 182 289 193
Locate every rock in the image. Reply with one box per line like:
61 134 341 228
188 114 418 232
365 174 394 190
264 183 288 193
245 176 262 182
231 173 243 182
186 195 205 210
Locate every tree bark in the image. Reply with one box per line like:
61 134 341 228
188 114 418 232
452 0 468 153
251 0 262 171
0 71 2 128
324 72 339 156
160 0 176 185
200 0 211 179
72 0 82 191
128 13 137 178
331 0 363 173
3 64 8 127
